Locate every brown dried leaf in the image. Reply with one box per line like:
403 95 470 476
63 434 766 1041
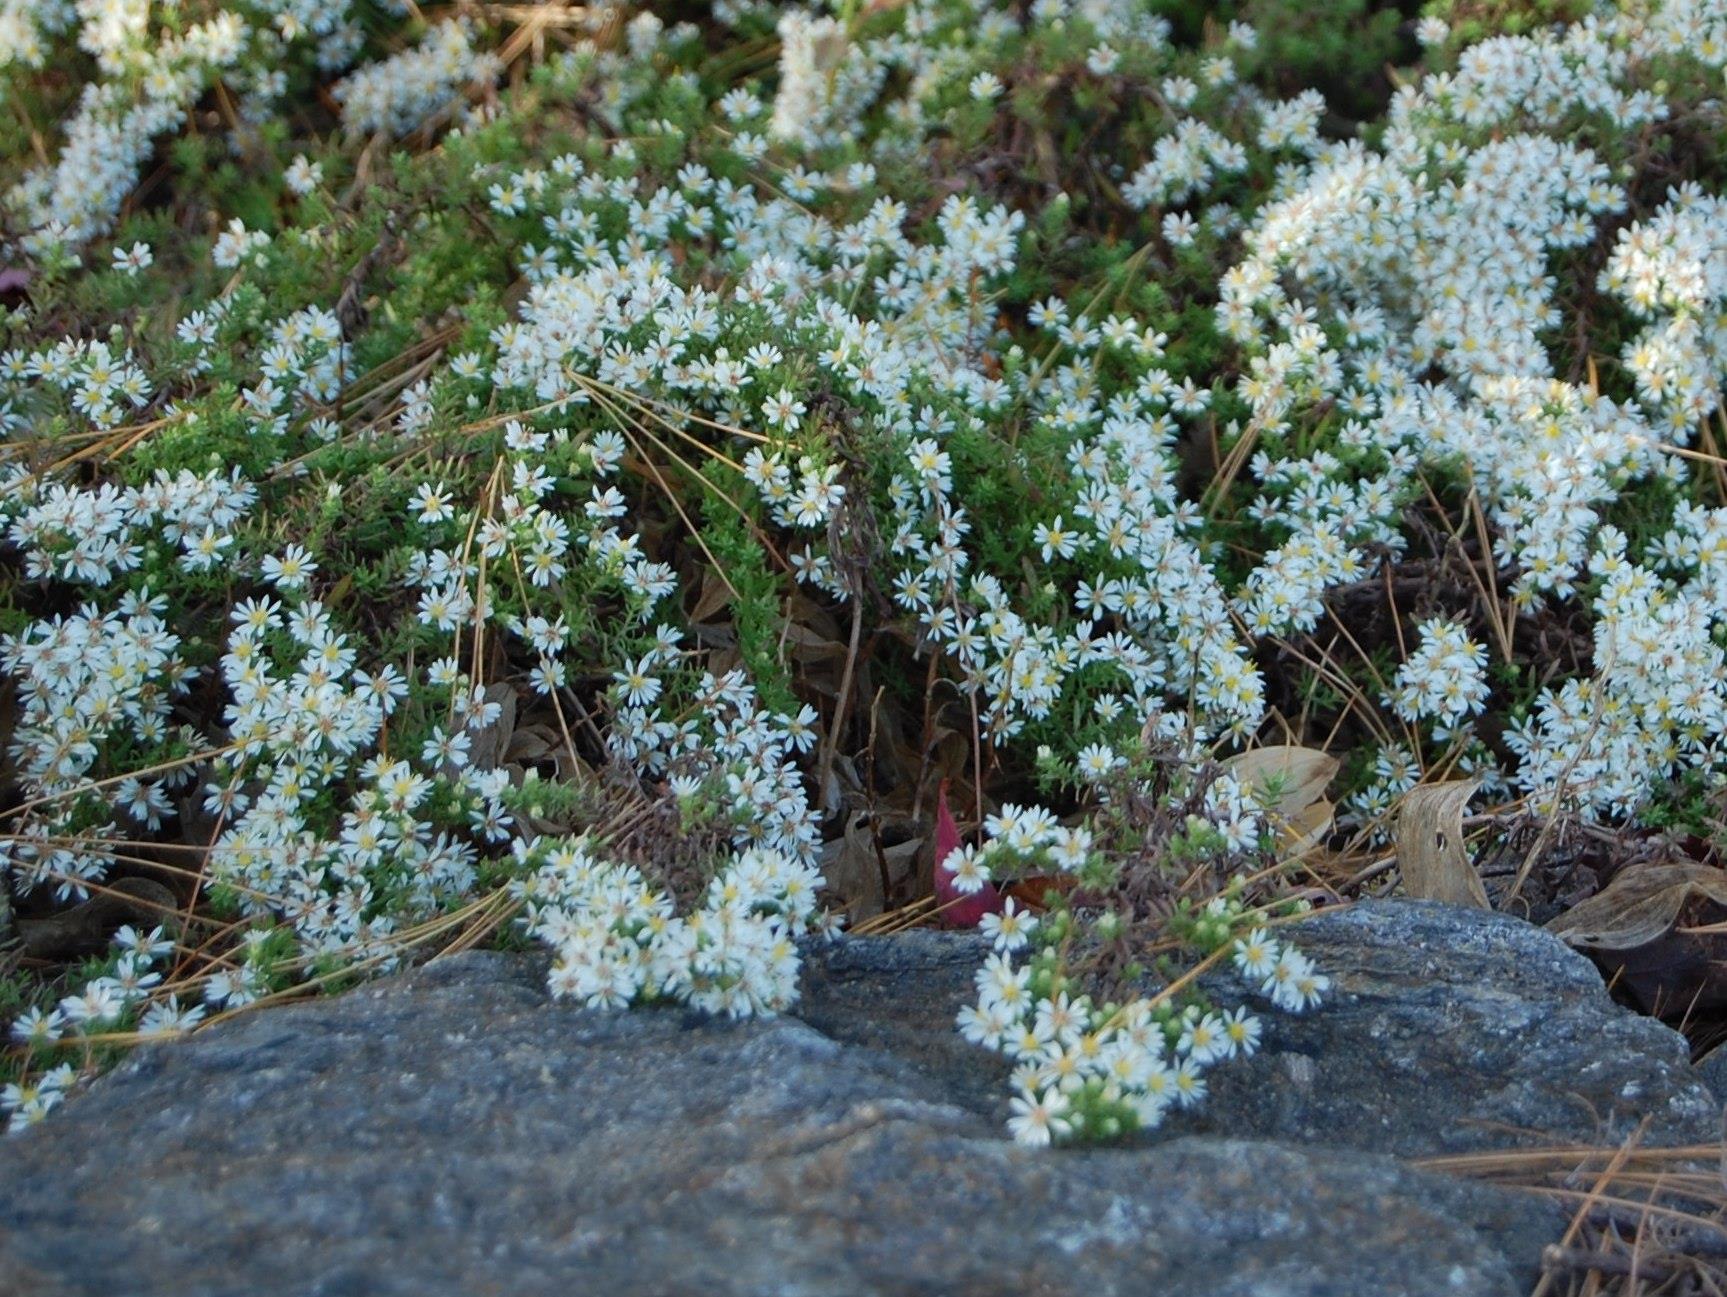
1547 862 1727 951
0 876 19 977
1396 780 1488 909
809 23 848 72
781 622 846 663
19 878 180 961
1278 797 1334 859
818 812 921 922
786 589 843 643
689 568 731 625
504 723 557 764
1002 876 1077 911
1223 745 1338 818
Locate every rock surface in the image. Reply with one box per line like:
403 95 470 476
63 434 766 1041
1184 902 1722 1154
0 900 1717 1297
802 900 1721 1154
1699 1046 1727 1106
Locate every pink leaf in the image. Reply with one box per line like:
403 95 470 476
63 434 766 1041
932 778 1002 927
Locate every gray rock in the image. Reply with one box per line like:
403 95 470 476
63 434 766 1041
802 901 1723 1155
1177 900 1724 1154
3 943 1559 1297
1696 1046 1727 1107
0 900 1709 1297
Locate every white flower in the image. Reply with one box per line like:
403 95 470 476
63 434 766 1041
285 155 323 196
412 482 456 524
979 898 1037 953
261 544 317 591
613 655 663 708
112 242 152 274
968 72 1003 102
1221 1006 1261 1057
1233 929 1280 980
944 844 991 895
1264 950 1328 1013
1033 516 1078 562
1007 1086 1072 1146
9 1007 65 1047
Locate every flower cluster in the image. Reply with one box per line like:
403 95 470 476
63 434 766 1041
1390 619 1490 735
1 922 206 1132
333 19 504 136
7 12 249 250
1209 3 1727 820
1604 185 1727 437
518 838 824 1016
954 778 1326 1147
1 465 254 583
0 592 193 901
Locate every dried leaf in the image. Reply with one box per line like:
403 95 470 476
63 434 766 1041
786 590 843 643
689 568 731 625
1547 862 1727 951
818 811 920 921
1278 797 1334 859
324 573 353 607
1223 745 1338 818
707 646 742 679
19 878 179 961
780 622 846 662
929 728 971 789
1001 876 1077 911
503 712 592 796
809 23 848 73
504 723 558 765
0 875 19 977
1396 780 1488 909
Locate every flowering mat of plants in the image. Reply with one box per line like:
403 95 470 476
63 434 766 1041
5 0 1727 1286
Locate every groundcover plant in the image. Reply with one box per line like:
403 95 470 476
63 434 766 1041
2 0 1726 1147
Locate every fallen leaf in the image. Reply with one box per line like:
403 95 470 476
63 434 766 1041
324 573 353 607
809 23 848 72
786 590 843 643
1547 861 1727 1015
503 722 558 765
1001 876 1077 911
1278 797 1334 859
780 622 846 662
1223 745 1338 818
18 878 180 961
0 877 19 977
688 568 731 625
818 811 920 921
1396 780 1488 909
1546 862 1727 951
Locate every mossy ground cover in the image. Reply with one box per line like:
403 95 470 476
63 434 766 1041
3 0 1727 1205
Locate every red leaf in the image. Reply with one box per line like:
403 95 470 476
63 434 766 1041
932 778 1002 927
